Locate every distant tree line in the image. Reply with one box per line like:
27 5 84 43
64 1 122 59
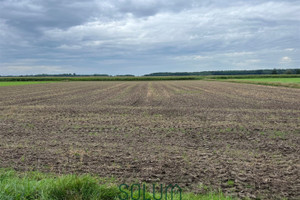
0 73 111 77
28 73 109 77
144 68 300 76
0 73 136 77
1 69 300 77
115 74 135 77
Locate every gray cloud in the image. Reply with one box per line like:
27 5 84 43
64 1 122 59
0 0 299 75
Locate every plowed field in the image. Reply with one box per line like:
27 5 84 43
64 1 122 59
0 81 299 199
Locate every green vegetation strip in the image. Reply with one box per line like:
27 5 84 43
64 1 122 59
0 169 232 200
221 78 300 88
0 81 56 86
233 78 300 83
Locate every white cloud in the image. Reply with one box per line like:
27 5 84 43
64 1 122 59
280 56 292 63
42 1 300 52
284 48 294 51
0 59 67 75
0 0 300 75
1 65 66 75
57 44 82 50
222 52 254 57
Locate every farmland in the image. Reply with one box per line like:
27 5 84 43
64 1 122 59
0 81 299 199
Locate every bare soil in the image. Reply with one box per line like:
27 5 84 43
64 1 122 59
0 81 299 199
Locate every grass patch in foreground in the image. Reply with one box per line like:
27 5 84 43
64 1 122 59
0 81 56 86
0 169 232 200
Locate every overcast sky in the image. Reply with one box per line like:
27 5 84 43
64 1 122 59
0 0 299 75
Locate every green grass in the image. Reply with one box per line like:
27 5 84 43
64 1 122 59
207 74 300 80
0 81 56 86
0 169 233 200
231 78 300 83
221 78 300 88
226 180 235 187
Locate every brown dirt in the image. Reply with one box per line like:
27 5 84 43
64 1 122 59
0 81 299 199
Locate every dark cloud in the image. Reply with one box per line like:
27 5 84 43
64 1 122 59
0 0 299 75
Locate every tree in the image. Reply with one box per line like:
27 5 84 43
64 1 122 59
272 68 278 74
285 69 292 74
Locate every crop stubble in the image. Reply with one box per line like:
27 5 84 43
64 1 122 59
0 81 299 199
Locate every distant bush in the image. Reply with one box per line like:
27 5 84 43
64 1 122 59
144 68 300 76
